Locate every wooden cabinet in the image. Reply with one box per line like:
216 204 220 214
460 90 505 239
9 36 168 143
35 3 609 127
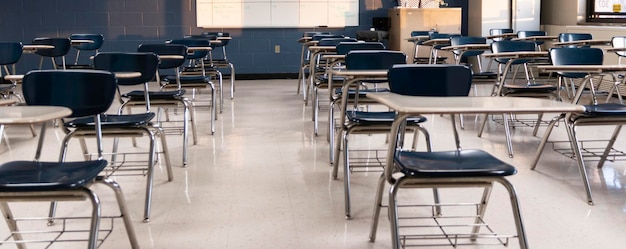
387 7 462 63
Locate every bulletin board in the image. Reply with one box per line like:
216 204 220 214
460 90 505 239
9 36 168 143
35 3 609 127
196 0 359 28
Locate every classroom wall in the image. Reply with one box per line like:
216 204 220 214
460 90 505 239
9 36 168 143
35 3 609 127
0 0 399 75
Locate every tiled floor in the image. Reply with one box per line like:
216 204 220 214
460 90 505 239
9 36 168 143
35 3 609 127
1 79 626 248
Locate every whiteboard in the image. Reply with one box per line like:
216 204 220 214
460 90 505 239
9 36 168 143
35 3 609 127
196 0 359 28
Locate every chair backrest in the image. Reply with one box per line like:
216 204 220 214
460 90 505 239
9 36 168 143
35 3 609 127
611 36 626 59
0 42 23 68
411 31 430 37
450 36 487 57
304 31 332 38
558 33 593 42
202 32 230 47
183 34 217 41
311 34 344 42
93 52 159 86
317 38 357 47
491 40 537 64
549 47 604 79
32 37 71 57
429 33 460 40
558 33 593 47
69 34 104 50
489 28 514 41
517 30 546 38
138 44 187 70
22 70 116 118
335 42 385 55
517 30 547 45
388 64 472 97
169 38 210 60
345 50 406 70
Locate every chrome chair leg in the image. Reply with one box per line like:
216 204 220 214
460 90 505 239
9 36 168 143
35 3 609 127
368 173 386 242
564 119 595 205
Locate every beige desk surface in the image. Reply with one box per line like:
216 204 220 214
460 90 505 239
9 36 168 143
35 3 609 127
421 38 450 46
113 72 141 79
485 33 517 40
186 46 212 51
0 106 72 125
70 39 95 44
439 44 491 51
512 36 558 41
308 46 336 52
22 45 54 53
405 36 429 43
537 64 626 73
329 69 387 78
4 72 141 81
604 47 626 53
366 93 585 115
158 55 185 60
553 39 612 47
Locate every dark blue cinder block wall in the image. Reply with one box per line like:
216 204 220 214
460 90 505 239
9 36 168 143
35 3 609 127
0 0 400 75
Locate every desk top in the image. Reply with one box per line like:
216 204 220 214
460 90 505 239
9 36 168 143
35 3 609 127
22 45 54 53
113 72 142 79
512 35 558 41
158 55 185 60
308 46 336 52
482 51 548 59
604 47 626 53
70 39 95 44
187 46 212 51
485 33 517 40
329 69 387 77
553 39 612 47
365 93 585 115
405 36 430 43
5 72 141 81
439 44 491 51
537 64 626 73
0 106 72 125
421 38 450 46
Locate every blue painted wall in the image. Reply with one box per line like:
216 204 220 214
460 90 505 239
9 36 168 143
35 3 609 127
0 0 399 75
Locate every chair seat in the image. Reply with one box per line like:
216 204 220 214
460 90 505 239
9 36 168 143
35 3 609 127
395 149 517 178
123 89 186 100
65 113 156 128
346 111 427 124
582 103 626 116
0 160 107 191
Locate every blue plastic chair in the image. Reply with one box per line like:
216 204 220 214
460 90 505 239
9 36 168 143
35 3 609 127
489 28 515 41
410 30 431 63
369 64 528 249
550 47 605 100
0 41 23 101
516 30 548 48
321 41 385 137
427 33 461 64
558 33 593 47
532 46 626 205
92 52 174 222
331 50 426 218
0 70 139 248
32 37 71 69
67 34 104 69
202 32 236 99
